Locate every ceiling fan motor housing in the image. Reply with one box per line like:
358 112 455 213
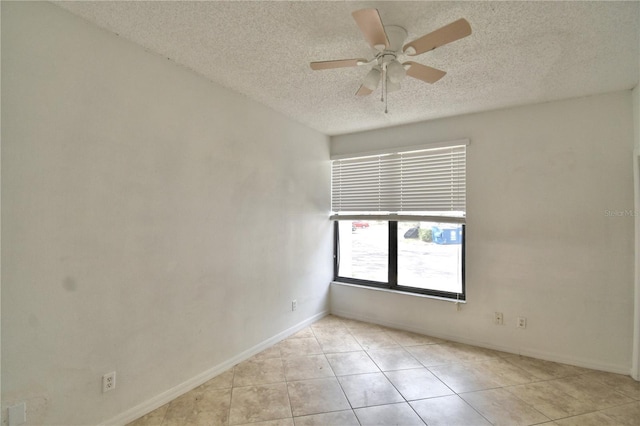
383 25 408 53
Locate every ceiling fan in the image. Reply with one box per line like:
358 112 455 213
310 9 472 112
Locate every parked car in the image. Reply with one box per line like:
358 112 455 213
352 221 370 231
404 227 420 239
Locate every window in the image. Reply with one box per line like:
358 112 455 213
331 141 467 300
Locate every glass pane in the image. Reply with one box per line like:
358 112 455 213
397 221 463 293
338 220 388 282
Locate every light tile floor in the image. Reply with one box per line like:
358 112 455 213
129 315 640 426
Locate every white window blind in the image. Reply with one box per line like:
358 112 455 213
331 145 466 214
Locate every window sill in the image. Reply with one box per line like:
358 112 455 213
331 281 466 304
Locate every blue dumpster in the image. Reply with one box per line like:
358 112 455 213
431 226 462 245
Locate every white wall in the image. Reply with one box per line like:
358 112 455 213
1 2 331 425
633 84 640 380
0 0 3 410
331 91 635 374
631 4 640 380
633 3 640 382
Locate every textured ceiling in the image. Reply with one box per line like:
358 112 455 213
55 1 639 136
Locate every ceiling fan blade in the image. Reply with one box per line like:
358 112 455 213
404 62 447 84
403 18 471 56
352 8 390 50
355 85 373 96
310 58 367 70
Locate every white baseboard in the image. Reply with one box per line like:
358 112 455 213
331 308 631 377
104 310 329 426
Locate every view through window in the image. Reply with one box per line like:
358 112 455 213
337 220 464 296
337 220 387 283
397 221 463 293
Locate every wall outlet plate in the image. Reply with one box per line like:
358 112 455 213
517 317 527 329
102 371 116 392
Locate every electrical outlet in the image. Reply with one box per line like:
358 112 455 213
517 317 527 329
102 371 116 393
494 312 503 325
292 300 297 311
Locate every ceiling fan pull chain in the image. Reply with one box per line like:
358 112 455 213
385 81 388 114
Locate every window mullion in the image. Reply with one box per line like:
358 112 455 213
333 221 339 280
388 221 398 288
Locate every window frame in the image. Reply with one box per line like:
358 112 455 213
331 139 468 301
333 220 466 301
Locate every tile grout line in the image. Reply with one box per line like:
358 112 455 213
282 356 295 423
317 320 363 425
227 366 237 426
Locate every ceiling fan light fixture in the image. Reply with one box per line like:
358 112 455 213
386 78 401 93
387 60 406 83
363 67 381 90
